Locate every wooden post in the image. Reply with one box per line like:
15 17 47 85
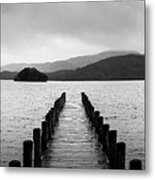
62 92 66 104
61 92 66 109
9 160 21 167
33 128 41 167
95 116 99 133
94 111 100 129
87 101 92 118
84 101 90 117
98 116 103 141
53 108 58 125
23 140 33 167
89 106 94 119
81 92 85 103
116 142 126 169
50 108 55 133
109 130 117 169
130 159 142 170
46 112 52 139
102 124 110 156
41 121 49 153
54 100 59 116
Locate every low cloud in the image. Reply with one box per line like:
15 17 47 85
1 1 144 65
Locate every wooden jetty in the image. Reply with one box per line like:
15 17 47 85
41 100 108 169
9 92 142 170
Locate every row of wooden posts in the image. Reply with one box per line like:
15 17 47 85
9 92 66 167
81 92 142 170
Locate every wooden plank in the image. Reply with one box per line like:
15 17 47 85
41 102 109 169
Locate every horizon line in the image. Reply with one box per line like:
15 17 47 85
1 49 144 66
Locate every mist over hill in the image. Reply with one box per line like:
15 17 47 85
1 50 139 73
0 54 145 81
46 54 145 80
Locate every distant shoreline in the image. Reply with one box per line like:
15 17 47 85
0 54 145 81
0 78 145 82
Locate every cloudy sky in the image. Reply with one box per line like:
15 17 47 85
1 1 144 65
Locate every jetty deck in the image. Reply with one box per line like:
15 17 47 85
41 101 109 169
9 92 142 170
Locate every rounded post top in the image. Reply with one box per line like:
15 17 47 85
33 128 41 139
102 124 110 130
9 160 21 167
94 110 100 117
42 121 48 126
23 140 33 145
116 142 126 151
98 116 103 120
109 130 117 137
33 128 40 132
130 159 142 170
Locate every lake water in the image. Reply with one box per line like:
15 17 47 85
1 80 145 169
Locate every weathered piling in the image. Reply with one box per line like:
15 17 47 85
53 92 66 125
54 101 59 123
130 159 142 170
23 140 33 167
9 92 141 169
81 92 142 170
8 93 66 167
109 130 117 169
33 128 41 167
41 121 49 153
41 92 66 153
54 107 59 124
50 107 56 132
9 160 21 167
89 106 95 121
60 92 66 110
88 107 95 125
97 116 103 139
102 124 110 156
94 111 100 130
45 111 53 139
116 142 126 169
54 92 66 113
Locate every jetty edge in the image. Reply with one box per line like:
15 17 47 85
81 92 142 170
8 92 66 167
8 92 142 170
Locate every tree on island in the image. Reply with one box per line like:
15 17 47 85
14 67 48 82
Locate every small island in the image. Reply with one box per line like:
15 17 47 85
14 67 48 82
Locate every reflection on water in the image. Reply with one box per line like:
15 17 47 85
1 80 144 169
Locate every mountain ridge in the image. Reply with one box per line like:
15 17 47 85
46 54 145 80
0 54 145 81
1 50 140 73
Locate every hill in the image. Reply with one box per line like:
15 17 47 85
46 54 145 80
0 54 145 81
1 50 139 73
14 67 48 82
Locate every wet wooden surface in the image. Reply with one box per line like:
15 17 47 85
41 101 109 169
